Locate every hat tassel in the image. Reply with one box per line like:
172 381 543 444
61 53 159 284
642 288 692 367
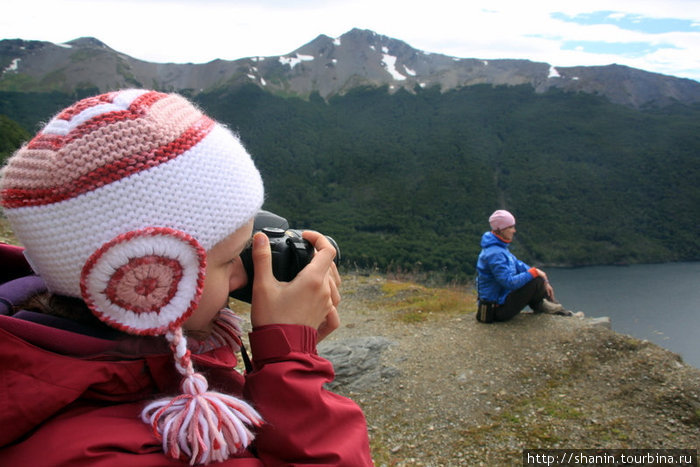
141 327 263 465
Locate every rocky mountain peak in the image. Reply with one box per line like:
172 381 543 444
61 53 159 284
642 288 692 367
64 37 112 49
1 29 699 108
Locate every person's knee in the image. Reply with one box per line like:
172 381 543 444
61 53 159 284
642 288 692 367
532 276 546 287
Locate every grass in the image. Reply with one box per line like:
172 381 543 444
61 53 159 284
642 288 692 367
0 215 18 245
379 279 477 323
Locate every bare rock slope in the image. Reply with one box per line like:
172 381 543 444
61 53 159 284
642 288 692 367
2 29 699 108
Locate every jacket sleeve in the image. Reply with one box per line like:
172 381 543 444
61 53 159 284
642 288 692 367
244 324 373 467
489 251 535 292
515 258 531 274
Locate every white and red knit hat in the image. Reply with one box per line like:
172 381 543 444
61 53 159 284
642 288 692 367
1 89 264 464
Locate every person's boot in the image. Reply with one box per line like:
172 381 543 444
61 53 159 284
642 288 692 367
534 298 573 316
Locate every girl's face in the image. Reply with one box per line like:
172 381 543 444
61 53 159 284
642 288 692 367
183 219 254 338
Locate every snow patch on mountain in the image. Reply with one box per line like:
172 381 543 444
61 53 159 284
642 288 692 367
3 58 20 73
382 54 406 81
279 53 314 69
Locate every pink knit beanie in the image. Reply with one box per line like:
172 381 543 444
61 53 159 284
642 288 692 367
1 89 264 464
489 209 516 230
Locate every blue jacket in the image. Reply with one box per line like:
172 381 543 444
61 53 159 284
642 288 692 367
476 231 536 304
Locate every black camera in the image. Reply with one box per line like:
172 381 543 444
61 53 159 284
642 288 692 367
229 211 340 303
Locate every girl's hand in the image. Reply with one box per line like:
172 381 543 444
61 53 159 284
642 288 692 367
249 231 341 341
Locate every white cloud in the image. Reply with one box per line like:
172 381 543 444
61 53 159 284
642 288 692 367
2 0 699 81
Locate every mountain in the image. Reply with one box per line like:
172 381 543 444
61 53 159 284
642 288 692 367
2 28 699 109
1 30 699 280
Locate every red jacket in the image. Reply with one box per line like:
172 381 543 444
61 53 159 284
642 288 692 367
0 244 373 466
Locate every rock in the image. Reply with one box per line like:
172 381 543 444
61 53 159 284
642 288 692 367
587 316 611 328
319 336 399 390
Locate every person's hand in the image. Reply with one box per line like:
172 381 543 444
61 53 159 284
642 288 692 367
535 268 556 301
534 268 548 283
249 230 341 341
545 282 556 301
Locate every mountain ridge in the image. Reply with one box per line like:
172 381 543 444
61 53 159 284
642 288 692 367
1 31 698 277
2 28 699 108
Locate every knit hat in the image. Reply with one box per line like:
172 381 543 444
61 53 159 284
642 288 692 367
1 89 264 464
489 209 516 231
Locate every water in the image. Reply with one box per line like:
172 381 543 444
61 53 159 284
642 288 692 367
547 262 700 369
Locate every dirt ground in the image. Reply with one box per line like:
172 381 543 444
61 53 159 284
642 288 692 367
325 274 700 466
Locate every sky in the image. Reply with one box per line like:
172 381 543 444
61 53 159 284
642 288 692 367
3 0 699 82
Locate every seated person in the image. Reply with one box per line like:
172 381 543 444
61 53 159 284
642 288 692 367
476 210 577 322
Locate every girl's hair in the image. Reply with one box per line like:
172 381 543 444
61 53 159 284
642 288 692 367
21 292 110 329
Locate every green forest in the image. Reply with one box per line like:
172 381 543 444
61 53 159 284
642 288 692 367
2 85 699 282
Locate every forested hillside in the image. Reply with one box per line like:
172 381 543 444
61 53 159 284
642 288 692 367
197 84 700 280
1 85 699 281
0 114 29 165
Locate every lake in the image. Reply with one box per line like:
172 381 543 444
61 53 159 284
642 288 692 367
547 262 700 370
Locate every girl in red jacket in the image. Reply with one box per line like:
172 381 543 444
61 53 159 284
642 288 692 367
0 89 373 466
